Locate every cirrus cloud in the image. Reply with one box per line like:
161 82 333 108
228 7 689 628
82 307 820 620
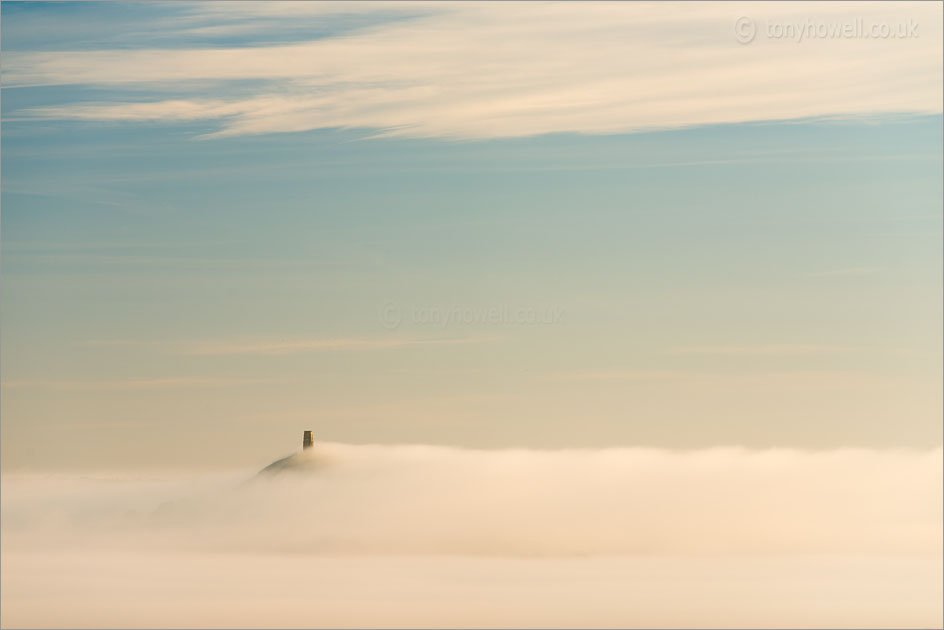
5 2 941 140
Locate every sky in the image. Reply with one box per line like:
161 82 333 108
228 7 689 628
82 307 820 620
2 4 942 629
2 1 943 470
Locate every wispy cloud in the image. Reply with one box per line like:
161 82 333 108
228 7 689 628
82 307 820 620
552 370 684 381
666 344 848 356
808 267 877 277
182 336 491 356
85 336 493 356
6 2 940 140
1 377 284 391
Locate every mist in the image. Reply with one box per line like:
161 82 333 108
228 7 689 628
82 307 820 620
2 443 942 628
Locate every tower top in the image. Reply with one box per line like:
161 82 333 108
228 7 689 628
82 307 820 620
303 430 314 450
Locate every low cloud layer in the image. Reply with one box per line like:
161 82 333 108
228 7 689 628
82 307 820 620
2 444 941 628
3 443 940 556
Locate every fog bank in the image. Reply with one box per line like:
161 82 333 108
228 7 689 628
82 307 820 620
2 443 941 627
3 443 940 556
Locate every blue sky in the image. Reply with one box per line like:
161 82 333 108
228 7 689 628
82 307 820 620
1 2 942 469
